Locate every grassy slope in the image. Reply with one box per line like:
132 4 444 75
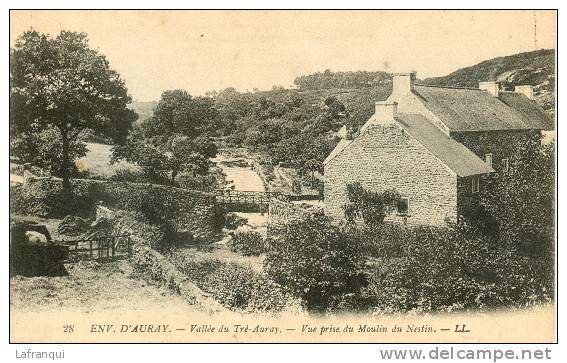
10 259 191 313
76 142 138 178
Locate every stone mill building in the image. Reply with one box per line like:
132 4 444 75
323 72 553 226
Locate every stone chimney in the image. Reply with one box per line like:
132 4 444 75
375 101 398 123
479 81 499 96
391 72 416 97
514 85 534 100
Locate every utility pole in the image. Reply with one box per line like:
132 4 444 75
534 11 538 50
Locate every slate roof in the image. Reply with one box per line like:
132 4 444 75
498 92 554 131
413 85 553 132
395 113 494 177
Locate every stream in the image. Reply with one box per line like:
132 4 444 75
212 154 265 192
212 153 268 230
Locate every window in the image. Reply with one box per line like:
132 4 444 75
397 197 409 215
472 177 480 193
485 153 493 167
502 158 509 172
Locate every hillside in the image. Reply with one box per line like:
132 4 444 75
422 49 555 118
230 49 555 127
298 86 391 129
129 49 555 129
247 86 391 130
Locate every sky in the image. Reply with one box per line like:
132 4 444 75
10 10 556 102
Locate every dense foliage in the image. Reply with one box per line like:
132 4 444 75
228 230 265 256
359 223 553 313
263 196 553 314
264 213 367 311
213 88 350 177
10 126 90 177
479 138 555 257
168 254 301 313
294 69 390 90
223 212 248 230
112 90 219 186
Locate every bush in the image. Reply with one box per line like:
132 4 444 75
110 168 145 183
225 133 244 148
264 213 367 311
18 178 99 218
10 185 27 215
228 230 264 256
10 163 50 177
10 125 89 178
177 172 219 191
57 215 89 236
224 212 248 230
127 191 178 247
479 140 554 258
167 253 301 313
348 223 410 259
105 209 166 250
365 224 553 313
261 163 275 182
343 182 400 226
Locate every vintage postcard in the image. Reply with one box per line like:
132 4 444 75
8 9 556 343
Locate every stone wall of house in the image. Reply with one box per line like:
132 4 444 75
20 176 219 241
324 123 458 226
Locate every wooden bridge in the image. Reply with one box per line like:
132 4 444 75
212 189 284 213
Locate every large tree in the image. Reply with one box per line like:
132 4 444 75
112 89 219 185
10 30 136 193
142 89 219 140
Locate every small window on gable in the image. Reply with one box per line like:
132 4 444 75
397 197 409 215
485 153 493 167
472 177 480 193
502 158 509 172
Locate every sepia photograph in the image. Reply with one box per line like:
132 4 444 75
8 9 557 344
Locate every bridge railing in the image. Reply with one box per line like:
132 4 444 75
212 189 285 213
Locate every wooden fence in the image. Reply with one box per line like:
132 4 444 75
56 234 132 261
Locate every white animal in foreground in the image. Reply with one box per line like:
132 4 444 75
25 231 48 244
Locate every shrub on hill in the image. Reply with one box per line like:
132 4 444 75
167 253 302 313
228 230 265 256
